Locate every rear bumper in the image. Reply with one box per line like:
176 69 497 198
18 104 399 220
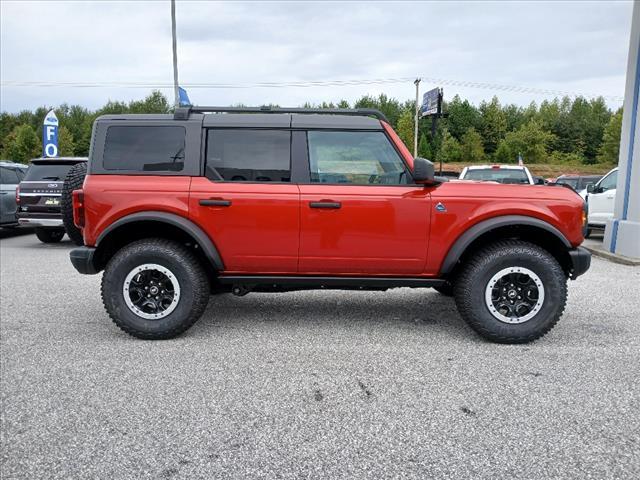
569 246 591 279
17 213 62 228
69 247 98 275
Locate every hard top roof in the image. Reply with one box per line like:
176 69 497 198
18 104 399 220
30 157 88 164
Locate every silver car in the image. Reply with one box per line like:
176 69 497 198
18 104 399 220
0 161 27 228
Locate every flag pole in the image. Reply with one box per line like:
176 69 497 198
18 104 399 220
171 0 180 108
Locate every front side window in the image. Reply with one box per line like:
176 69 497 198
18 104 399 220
103 126 185 172
307 131 409 185
206 129 291 182
599 171 618 191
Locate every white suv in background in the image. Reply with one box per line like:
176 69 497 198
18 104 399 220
585 167 618 236
458 165 537 185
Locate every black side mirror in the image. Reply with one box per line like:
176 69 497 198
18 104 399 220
536 177 546 185
413 157 438 185
586 183 596 193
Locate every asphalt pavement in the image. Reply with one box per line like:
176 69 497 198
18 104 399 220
1 231 639 479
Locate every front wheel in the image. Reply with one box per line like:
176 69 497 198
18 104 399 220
35 228 65 243
101 238 210 339
454 240 567 344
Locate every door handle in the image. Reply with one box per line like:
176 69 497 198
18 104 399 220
309 201 341 209
200 199 232 207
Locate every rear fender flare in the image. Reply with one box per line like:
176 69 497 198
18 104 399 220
96 211 224 270
440 215 571 275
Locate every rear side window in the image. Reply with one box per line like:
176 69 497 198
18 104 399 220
307 131 409 185
206 129 291 182
103 126 186 172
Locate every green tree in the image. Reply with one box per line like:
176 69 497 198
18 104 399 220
417 134 433 159
597 110 623 165
445 95 481 140
396 109 415 153
498 120 556 164
57 126 75 156
479 96 507 155
128 90 171 114
1 124 40 163
437 130 462 163
460 127 485 162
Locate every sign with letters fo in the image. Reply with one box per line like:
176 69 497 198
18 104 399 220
42 110 59 158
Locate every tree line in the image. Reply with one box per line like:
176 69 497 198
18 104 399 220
0 90 623 167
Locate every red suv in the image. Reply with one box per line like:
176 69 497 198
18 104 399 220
69 106 590 343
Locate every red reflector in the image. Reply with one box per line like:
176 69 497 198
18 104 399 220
72 190 85 228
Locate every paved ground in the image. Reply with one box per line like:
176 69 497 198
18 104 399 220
1 231 639 479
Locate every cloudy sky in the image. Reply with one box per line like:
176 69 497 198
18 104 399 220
0 0 633 112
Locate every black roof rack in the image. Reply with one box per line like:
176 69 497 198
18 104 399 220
173 105 389 123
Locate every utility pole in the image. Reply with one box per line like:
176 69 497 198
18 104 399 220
413 78 421 157
171 0 180 107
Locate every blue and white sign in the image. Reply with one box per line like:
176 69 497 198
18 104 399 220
178 86 192 106
42 110 59 158
421 88 441 117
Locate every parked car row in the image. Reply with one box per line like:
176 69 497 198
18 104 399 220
1 157 87 243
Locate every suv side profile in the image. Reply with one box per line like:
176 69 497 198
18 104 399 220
70 106 591 343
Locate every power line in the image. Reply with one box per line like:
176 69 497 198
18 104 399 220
0 76 624 102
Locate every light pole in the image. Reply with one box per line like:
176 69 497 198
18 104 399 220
413 78 421 157
171 0 180 107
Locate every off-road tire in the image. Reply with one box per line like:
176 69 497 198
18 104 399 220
101 238 210 340
35 228 65 243
454 240 567 344
433 283 454 297
61 162 87 245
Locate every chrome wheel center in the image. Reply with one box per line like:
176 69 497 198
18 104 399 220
484 267 545 324
122 264 181 320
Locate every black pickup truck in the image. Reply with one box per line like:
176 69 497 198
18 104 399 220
17 157 87 243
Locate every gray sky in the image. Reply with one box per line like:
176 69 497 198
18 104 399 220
0 0 633 112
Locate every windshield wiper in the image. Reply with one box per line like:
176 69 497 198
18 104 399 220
42 176 60 180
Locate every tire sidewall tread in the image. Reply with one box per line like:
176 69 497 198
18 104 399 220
101 238 210 340
454 240 567 344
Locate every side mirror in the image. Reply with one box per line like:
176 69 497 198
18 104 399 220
413 157 437 185
586 183 596 193
536 177 546 185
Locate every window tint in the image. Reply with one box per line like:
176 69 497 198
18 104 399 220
462 168 529 184
307 131 408 185
599 171 618 191
104 126 185 172
206 129 291 182
24 163 75 181
0 167 21 184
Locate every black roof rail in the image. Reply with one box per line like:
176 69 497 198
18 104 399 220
173 105 389 123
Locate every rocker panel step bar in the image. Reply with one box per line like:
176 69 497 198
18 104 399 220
217 275 446 289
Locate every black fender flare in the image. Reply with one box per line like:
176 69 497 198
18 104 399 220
96 211 224 270
440 215 571 275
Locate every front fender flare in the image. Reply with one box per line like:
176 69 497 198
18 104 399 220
439 215 571 275
96 211 224 271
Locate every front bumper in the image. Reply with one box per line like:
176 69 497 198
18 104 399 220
569 246 591 279
69 247 98 275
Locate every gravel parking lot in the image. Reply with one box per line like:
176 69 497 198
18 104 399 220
1 231 639 479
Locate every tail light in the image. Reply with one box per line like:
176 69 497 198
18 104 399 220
15 184 20 204
72 190 85 228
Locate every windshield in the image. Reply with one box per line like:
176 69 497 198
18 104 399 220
462 168 529 184
24 163 76 181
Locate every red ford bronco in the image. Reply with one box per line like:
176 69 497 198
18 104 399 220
69 106 590 343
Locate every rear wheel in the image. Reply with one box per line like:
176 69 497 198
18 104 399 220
35 228 64 243
61 162 87 245
101 238 210 339
454 240 567 344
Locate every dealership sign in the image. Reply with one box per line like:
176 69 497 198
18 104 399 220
42 110 59 157
421 88 441 117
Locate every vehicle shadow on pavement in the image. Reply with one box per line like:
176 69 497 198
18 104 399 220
0 227 35 239
190 289 473 340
